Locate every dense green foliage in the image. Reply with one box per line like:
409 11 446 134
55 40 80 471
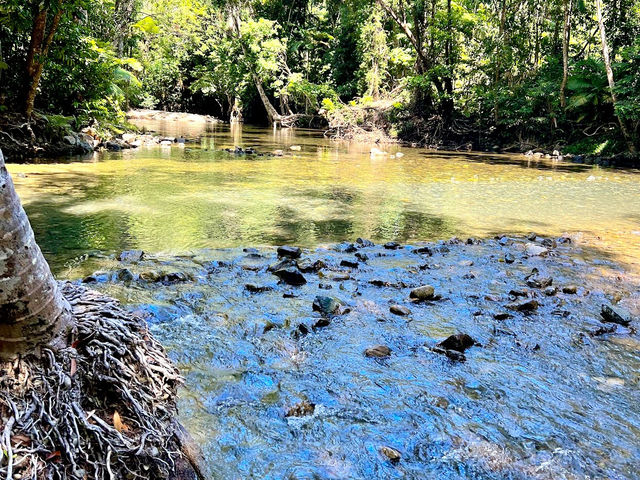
1 0 639 151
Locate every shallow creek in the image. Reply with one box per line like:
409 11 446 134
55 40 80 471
6 122 640 478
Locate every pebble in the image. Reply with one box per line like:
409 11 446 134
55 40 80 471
390 305 411 316
379 446 402 464
365 345 391 358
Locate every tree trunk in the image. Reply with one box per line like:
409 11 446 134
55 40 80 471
254 77 282 125
24 7 63 118
560 0 573 108
0 149 72 359
595 0 635 152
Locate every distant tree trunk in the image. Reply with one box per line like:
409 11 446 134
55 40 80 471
24 6 63 119
595 0 635 152
560 0 573 108
442 0 455 124
254 77 282 125
113 0 138 56
0 149 73 360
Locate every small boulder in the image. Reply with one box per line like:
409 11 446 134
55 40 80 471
436 333 478 353
365 345 391 358
379 446 401 464
543 286 558 296
312 296 343 316
116 268 135 282
274 268 307 286
384 242 400 250
277 246 302 259
245 284 273 293
562 285 578 294
340 259 359 268
390 305 411 316
409 285 435 301
524 243 548 257
506 299 539 312
504 253 515 264
296 259 326 272
355 238 374 247
600 305 632 326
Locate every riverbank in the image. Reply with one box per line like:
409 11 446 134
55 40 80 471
77 235 638 479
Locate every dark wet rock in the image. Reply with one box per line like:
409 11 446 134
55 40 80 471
543 286 558 296
379 446 401 464
277 246 302 259
414 246 433 256
312 296 343 316
106 140 123 151
243 247 260 254
600 305 632 326
318 283 333 290
285 401 315 418
409 285 435 301
365 345 391 358
506 299 539 312
355 252 369 262
118 249 144 263
356 238 374 247
509 289 528 298
466 237 476 245
562 285 578 294
150 272 192 283
493 312 513 320
498 236 510 246
245 284 273 293
323 271 350 282
384 242 400 250
390 305 411 316
438 245 450 253
558 236 572 244
462 273 475 280
116 268 135 282
504 253 515 264
527 232 537 241
296 259 326 273
340 259 359 268
294 323 310 337
541 238 557 248
436 333 478 353
313 318 331 329
282 291 298 298
274 268 307 286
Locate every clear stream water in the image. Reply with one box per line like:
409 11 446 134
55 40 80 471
7 121 640 479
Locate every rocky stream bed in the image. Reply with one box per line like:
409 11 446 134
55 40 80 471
77 235 639 479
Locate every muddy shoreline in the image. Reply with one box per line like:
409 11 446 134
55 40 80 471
78 235 639 479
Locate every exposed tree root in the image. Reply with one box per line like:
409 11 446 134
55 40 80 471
0 283 203 480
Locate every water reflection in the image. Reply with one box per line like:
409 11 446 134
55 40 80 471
7 123 640 275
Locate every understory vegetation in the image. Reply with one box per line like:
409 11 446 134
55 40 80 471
1 0 639 153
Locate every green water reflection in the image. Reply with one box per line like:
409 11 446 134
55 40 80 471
9 123 640 275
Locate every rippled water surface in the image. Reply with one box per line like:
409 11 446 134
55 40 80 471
7 121 640 479
8 122 640 275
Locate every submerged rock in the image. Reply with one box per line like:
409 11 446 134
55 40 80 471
390 305 411 316
379 446 401 464
409 285 435 301
285 401 315 418
365 345 391 358
506 299 539 312
312 296 343 316
274 268 307 286
118 249 145 263
245 284 273 293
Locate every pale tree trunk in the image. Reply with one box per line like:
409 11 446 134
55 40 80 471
595 0 635 152
0 149 73 359
254 76 282 125
560 0 573 108
24 7 63 118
